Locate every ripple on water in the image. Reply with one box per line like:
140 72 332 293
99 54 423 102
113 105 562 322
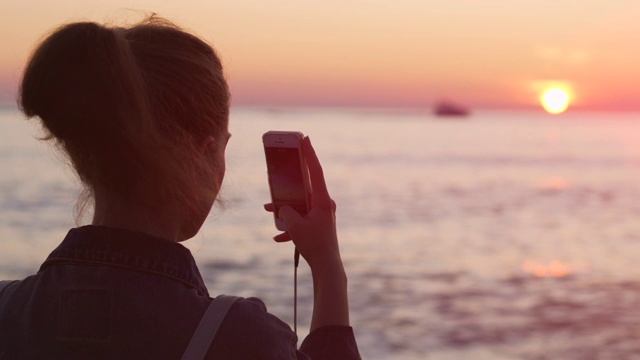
351 270 640 359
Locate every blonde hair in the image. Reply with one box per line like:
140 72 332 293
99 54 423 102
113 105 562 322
18 16 230 222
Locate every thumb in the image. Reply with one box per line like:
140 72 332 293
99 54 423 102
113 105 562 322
278 205 305 227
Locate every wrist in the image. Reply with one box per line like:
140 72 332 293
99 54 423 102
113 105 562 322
308 255 350 330
307 249 343 269
310 256 347 284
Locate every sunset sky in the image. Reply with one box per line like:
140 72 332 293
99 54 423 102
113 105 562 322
1 1 639 111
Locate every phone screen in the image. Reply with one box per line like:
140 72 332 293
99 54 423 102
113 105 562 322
265 147 308 215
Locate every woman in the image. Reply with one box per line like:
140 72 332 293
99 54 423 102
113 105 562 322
0 16 360 359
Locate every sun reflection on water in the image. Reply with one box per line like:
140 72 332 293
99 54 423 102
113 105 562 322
522 260 588 278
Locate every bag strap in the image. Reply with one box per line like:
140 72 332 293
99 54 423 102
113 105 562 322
0 280 17 297
181 295 241 360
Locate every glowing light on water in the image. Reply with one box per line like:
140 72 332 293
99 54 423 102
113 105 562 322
539 177 572 191
522 260 576 278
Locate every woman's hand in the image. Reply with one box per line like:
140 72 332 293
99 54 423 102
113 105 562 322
263 136 342 270
264 136 349 331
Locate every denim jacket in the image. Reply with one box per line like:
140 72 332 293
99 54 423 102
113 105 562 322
0 226 360 360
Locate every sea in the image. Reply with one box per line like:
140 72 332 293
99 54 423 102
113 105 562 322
2 106 640 359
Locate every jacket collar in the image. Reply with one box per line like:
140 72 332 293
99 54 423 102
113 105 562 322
39 225 209 296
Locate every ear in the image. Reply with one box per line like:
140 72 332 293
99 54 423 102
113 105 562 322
199 136 215 155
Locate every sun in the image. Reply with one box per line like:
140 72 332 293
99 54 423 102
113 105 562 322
540 87 570 114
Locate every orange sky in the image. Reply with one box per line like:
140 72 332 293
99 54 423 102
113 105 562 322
1 1 639 111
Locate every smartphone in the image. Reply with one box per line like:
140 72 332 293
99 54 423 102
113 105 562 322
263 131 312 231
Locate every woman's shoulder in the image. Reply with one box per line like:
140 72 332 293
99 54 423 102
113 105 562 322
224 296 294 336
230 296 269 312
210 296 299 358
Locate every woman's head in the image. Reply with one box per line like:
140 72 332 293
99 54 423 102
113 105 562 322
19 16 230 240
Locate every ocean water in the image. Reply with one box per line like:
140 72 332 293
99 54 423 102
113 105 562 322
2 107 640 359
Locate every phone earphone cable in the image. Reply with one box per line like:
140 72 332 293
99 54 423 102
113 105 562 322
294 247 300 337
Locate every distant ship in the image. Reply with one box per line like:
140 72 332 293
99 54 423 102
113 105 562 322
433 102 470 117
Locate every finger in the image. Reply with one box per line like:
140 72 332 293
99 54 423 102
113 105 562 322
279 205 304 224
263 203 275 212
273 232 291 242
302 136 331 207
